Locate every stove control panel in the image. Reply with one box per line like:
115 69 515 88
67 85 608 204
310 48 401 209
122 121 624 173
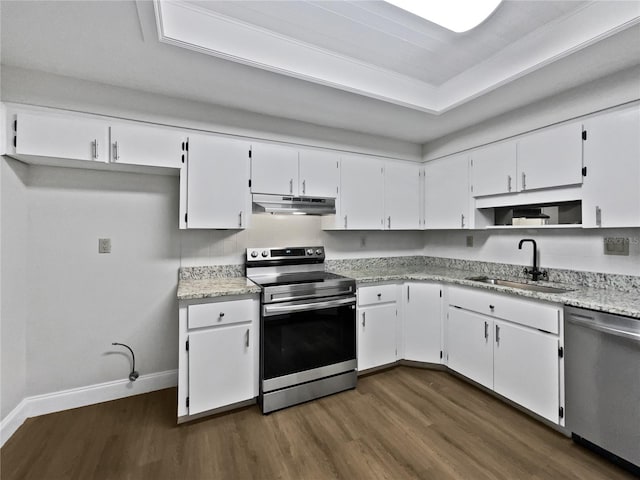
246 246 325 263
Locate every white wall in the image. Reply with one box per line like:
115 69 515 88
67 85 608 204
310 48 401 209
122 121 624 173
1 157 28 419
424 229 640 276
25 165 181 396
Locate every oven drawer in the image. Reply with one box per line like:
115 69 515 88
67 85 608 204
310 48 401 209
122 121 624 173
358 284 397 306
188 298 257 329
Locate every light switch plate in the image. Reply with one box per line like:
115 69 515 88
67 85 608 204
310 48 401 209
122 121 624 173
603 237 629 256
98 238 111 254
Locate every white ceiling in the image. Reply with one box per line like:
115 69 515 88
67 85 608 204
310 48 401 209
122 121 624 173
1 1 640 144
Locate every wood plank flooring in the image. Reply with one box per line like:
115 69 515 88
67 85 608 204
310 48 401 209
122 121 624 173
1 367 635 479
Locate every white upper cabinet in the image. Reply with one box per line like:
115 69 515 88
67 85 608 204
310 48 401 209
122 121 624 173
298 149 339 198
340 155 385 230
250 143 299 195
424 154 470 229
15 111 109 162
582 105 640 228
109 122 184 168
184 134 251 229
517 122 584 192
384 161 421 230
471 141 517 197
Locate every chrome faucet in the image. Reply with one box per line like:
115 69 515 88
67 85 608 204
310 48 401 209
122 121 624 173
518 238 547 281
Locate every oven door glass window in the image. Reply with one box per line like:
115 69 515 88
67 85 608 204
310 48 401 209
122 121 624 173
263 304 356 381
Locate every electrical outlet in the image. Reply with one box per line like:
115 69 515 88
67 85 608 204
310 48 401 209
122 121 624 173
466 235 474 248
98 238 111 254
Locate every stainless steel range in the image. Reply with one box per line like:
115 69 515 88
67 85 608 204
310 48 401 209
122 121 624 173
246 246 357 414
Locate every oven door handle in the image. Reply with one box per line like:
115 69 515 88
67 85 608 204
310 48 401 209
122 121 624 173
263 297 356 316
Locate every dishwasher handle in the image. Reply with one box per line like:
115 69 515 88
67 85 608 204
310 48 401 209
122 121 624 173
567 314 640 344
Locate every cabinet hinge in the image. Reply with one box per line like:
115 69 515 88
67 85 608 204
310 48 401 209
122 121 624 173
186 339 189 351
440 350 443 359
558 346 564 358
470 159 473 167
581 166 587 177
248 179 252 188
185 139 189 152
186 396 190 408
336 161 339 168
13 135 17 148
14 119 17 131
336 186 339 195
559 406 564 418
184 213 188 224
470 185 474 193
582 130 587 141
249 149 252 159
439 290 442 298
181 154 185 164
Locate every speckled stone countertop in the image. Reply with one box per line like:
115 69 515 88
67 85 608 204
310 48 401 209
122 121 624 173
326 260 640 319
177 266 260 300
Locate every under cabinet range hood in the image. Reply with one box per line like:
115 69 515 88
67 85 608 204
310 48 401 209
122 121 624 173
252 194 336 215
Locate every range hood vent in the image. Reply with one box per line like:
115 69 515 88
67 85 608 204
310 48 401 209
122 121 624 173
252 194 336 215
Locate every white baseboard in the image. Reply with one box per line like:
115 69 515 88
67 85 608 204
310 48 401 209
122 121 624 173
1 369 177 448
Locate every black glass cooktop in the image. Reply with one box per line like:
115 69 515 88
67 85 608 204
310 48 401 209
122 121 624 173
249 271 352 288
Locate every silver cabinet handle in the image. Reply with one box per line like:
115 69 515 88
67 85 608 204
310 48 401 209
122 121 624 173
595 206 602 227
112 141 119 161
521 172 527 190
495 324 500 344
302 179 306 195
387 216 391 229
507 175 512 192
484 321 488 340
407 285 410 302
245 328 250 348
461 213 465 228
289 178 293 194
344 215 348 229
239 211 243 227
362 311 366 327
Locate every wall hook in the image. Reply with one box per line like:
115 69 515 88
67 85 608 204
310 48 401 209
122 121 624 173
112 342 139 381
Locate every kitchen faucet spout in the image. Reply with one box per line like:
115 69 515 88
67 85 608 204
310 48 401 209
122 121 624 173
518 238 546 281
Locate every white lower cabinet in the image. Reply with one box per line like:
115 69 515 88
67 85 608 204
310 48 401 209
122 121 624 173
402 283 442 363
447 307 494 389
357 284 398 371
178 295 259 419
446 286 564 424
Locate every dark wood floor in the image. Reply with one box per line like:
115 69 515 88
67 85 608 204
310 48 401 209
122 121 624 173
1 367 635 480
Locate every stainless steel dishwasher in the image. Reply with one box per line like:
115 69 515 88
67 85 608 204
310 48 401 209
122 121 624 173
565 306 640 473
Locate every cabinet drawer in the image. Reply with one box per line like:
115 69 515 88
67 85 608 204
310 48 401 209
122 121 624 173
358 284 397 306
188 298 257 329
448 286 560 334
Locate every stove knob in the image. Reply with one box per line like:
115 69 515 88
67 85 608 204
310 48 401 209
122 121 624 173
261 250 269 258
315 249 323 255
306 248 314 255
250 251 258 258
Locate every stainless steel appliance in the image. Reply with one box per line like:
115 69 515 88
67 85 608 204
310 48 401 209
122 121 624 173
246 246 357 414
565 306 640 474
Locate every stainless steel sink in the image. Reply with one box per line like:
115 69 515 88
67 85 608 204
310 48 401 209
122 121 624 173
465 276 573 294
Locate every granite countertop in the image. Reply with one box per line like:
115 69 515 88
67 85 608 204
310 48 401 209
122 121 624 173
177 277 261 300
327 264 640 319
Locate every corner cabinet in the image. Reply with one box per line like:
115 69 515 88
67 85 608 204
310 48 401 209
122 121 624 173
402 283 442 363
181 134 251 229
384 161 421 230
178 295 259 420
582 105 640 228
424 154 470 229
445 286 564 425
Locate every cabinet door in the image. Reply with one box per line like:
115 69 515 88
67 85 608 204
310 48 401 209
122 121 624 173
188 324 254 415
358 304 397 371
424 154 470 229
299 149 339 198
582 106 640 228
517 122 583 191
250 143 299 195
15 112 109 162
384 161 421 230
340 156 385 230
471 141 517 197
186 134 250 229
493 320 560 423
110 122 184 168
446 307 493 389
403 283 441 363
